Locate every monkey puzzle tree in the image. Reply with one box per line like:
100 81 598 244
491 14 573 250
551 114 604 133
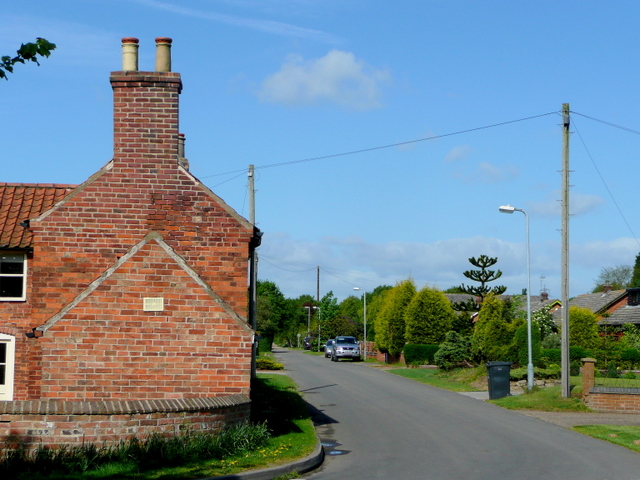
455 255 507 309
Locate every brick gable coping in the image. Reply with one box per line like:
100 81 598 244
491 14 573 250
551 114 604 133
36 230 252 333
0 394 249 415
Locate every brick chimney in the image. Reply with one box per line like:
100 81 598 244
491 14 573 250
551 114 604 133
110 37 182 170
603 285 613 293
540 291 549 301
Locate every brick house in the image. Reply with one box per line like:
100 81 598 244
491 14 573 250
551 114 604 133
0 38 260 447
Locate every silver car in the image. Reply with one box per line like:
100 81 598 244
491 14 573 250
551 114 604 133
324 339 335 358
330 336 361 362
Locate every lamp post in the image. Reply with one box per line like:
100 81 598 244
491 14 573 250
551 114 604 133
354 287 367 360
499 205 533 391
304 305 316 337
317 308 322 352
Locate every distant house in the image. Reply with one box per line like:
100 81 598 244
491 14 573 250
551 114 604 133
596 287 640 328
0 37 260 447
549 286 640 339
444 291 560 320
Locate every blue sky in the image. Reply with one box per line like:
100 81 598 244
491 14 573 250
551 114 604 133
3 0 640 301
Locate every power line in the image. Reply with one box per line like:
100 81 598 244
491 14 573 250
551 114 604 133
571 111 640 136
571 117 640 248
200 111 559 180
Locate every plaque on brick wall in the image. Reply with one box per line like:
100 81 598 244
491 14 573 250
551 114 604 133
143 297 164 311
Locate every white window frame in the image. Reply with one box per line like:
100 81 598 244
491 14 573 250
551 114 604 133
0 334 15 401
0 252 27 301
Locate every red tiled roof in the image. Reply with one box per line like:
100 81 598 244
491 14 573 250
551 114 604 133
0 183 76 249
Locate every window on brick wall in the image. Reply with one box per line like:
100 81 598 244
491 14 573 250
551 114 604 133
0 253 26 301
0 334 15 401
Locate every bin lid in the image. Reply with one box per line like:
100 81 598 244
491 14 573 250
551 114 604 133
485 361 512 367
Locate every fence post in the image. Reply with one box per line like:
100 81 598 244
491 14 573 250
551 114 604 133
581 358 597 400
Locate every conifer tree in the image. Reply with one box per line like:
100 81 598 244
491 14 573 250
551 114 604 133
374 279 416 357
404 287 455 345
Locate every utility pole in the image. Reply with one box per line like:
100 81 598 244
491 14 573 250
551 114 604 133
561 104 571 398
248 164 258 378
316 266 320 302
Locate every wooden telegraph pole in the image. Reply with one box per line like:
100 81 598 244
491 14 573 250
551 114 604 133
561 104 571 398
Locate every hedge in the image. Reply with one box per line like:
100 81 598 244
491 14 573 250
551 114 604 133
403 344 440 365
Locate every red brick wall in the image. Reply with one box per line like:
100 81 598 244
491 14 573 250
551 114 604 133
581 358 640 413
3 65 256 401
0 396 250 449
583 391 640 413
37 239 252 400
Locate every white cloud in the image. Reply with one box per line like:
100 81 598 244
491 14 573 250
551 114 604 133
529 192 605 218
256 232 639 302
258 50 391 110
444 145 473 163
451 160 519 184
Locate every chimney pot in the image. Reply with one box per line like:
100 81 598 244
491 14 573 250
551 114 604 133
155 37 173 72
121 37 139 71
178 133 189 170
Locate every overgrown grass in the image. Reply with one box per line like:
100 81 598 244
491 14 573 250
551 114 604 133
573 425 640 453
388 366 485 392
1 374 316 480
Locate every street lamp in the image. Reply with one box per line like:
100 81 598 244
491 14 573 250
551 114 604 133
316 308 322 352
354 287 368 360
499 205 533 391
304 305 316 337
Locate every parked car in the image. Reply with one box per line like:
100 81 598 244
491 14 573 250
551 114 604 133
303 336 313 350
324 339 335 358
331 336 361 362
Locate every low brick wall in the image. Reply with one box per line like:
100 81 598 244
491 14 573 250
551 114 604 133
581 358 640 413
0 395 250 449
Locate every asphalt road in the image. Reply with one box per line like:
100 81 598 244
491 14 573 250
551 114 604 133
273 348 640 480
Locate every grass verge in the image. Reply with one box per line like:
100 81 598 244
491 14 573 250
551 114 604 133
573 425 640 453
490 385 589 412
388 366 484 392
2 374 316 480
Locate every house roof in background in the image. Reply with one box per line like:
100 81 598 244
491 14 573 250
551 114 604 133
600 305 640 326
0 183 76 249
443 293 559 312
566 289 627 314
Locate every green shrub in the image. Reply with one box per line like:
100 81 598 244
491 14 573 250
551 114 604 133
514 322 541 368
403 344 440 366
541 348 560 365
624 371 637 380
569 360 581 376
257 336 273 354
619 348 640 369
606 362 620 378
433 332 473 370
540 347 590 367
541 332 561 349
509 365 560 381
256 358 284 370
569 346 588 361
